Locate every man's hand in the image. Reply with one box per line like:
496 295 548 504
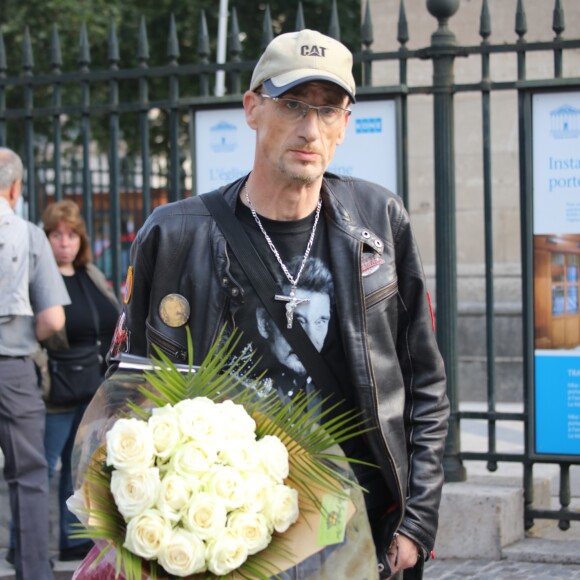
386 533 420 577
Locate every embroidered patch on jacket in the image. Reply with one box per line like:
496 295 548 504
123 266 134 305
361 254 385 277
109 310 131 358
427 291 435 331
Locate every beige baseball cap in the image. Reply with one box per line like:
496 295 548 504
250 29 356 102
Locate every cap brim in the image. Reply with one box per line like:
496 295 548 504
263 75 356 103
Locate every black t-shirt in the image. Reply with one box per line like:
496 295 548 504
62 269 119 363
231 199 352 410
229 199 390 518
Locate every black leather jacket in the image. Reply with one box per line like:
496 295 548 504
121 173 449 578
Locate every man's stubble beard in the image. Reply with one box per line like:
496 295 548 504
277 159 323 185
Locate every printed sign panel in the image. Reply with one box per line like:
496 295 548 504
195 99 398 195
532 91 580 456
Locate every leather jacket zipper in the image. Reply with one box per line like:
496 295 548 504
145 321 187 362
357 251 405 533
366 277 398 309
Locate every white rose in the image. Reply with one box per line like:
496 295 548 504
111 467 161 519
206 528 248 576
174 397 221 444
170 441 218 477
227 510 271 555
157 527 207 577
218 439 260 473
182 491 227 541
148 405 184 460
123 509 172 560
257 435 290 482
66 489 88 524
156 472 192 522
262 484 299 533
201 465 246 510
106 418 155 472
242 472 274 514
218 400 257 441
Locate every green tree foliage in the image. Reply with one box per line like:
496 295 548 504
1 0 361 155
2 0 360 76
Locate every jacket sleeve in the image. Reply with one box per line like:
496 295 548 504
392 205 450 557
107 217 159 360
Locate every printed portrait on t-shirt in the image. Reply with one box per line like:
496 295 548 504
225 200 352 416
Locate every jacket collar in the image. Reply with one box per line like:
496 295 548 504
218 173 384 257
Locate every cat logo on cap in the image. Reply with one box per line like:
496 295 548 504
159 294 190 328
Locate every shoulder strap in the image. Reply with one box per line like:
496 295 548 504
200 191 339 400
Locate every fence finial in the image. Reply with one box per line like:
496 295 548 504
0 31 5 72
138 16 150 63
228 6 242 95
295 2 306 31
228 6 241 56
50 24 62 69
515 0 527 39
198 10 210 58
262 5 274 50
327 0 341 41
362 1 374 48
553 0 565 38
426 0 460 44
198 10 210 97
167 13 180 62
479 0 491 41
108 21 120 66
22 27 34 70
79 23 91 68
397 0 409 46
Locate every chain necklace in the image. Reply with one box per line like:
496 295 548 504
244 181 322 329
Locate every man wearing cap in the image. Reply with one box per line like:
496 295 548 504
113 29 449 579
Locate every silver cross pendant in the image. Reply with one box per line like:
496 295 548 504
274 286 310 329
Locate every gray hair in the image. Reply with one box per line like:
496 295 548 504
0 148 24 191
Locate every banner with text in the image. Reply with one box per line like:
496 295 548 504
195 99 398 195
532 91 580 456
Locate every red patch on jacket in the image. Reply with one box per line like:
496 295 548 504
361 254 385 277
427 291 435 331
109 310 130 359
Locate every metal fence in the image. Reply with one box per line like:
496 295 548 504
1 0 579 529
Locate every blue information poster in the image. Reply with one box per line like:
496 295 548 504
534 352 580 454
532 91 580 457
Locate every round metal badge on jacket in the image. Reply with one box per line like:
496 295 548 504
159 293 190 327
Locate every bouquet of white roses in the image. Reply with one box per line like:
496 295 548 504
106 399 299 576
69 331 378 580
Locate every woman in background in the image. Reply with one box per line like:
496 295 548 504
42 200 119 561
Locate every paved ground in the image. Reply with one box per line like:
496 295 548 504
0 555 579 580
424 558 580 579
0 560 76 579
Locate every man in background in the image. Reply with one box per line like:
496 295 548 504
0 147 70 579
